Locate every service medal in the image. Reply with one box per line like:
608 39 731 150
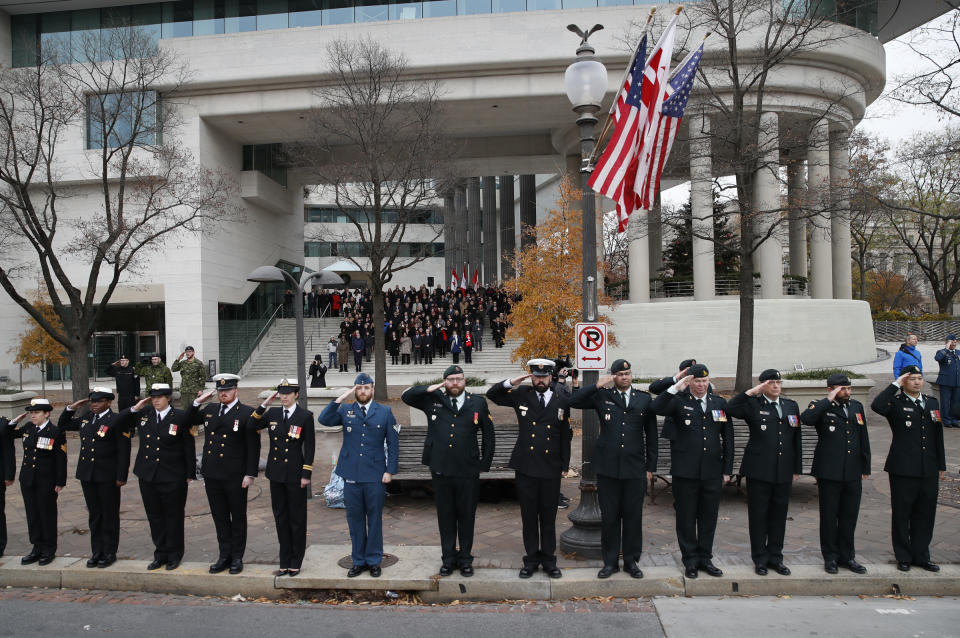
474 412 479 425
829 425 835 432
97 425 108 438
233 419 240 432
787 415 799 427
760 424 767 431
856 413 864 425
169 424 178 435
605 413 611 421
931 410 941 421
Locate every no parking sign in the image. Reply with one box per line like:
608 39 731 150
575 322 607 371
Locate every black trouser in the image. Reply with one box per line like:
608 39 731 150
413 349 422 365
515 472 561 568
672 476 722 569
21 479 58 557
205 477 248 561
438 340 447 357
597 474 646 567
81 480 121 559
424 349 433 364
889 473 939 564
464 347 472 363
139 480 187 563
270 480 308 569
118 395 136 411
0 482 6 556
452 352 460 364
432 474 479 567
402 354 410 365
391 353 398 365
818 478 861 564
746 478 792 565
354 351 363 372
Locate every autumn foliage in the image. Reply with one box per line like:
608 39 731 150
13 298 69 371
504 176 616 365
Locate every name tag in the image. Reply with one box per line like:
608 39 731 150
712 410 727 422
37 436 54 450
683 405 694 411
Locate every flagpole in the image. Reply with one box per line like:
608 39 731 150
667 32 710 84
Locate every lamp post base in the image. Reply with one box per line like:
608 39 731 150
558 484 602 558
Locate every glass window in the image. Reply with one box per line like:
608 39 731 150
193 0 226 35
258 0 289 29
39 12 71 64
162 1 194 37
289 0 324 25
356 0 389 22
597 0 630 6
323 0 354 24
526 0 560 9
423 0 456 17
70 8 101 63
492 0 524 12
225 0 258 32
390 1 422 19
87 91 159 150
11 14 39 68
562 0 596 7
457 0 491 14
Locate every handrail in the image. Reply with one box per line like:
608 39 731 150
235 304 285 373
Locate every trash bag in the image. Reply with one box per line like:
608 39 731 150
323 466 346 508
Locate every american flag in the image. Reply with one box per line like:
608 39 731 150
635 44 704 211
588 35 647 231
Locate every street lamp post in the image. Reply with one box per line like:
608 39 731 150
559 25 607 559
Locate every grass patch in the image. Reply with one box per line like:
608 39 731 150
413 376 488 386
782 368 865 380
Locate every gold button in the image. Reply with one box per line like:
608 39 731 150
545 450 549 454
450 433 454 437
531 434 536 438
530 446 534 450
547 425 551 429
449 444 453 448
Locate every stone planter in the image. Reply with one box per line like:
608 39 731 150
0 391 39 419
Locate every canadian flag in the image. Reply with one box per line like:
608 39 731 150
460 265 467 291
472 269 479 291
451 268 458 289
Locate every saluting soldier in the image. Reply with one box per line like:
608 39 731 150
800 373 870 575
186 374 259 575
248 378 316 577
727 369 801 576
58 387 131 568
118 383 196 571
4 399 67 565
136 354 173 394
569 359 658 579
319 373 399 578
870 365 946 572
487 359 573 579
172 346 208 410
651 363 732 579
106 355 140 410
402 365 495 577
0 406 15 558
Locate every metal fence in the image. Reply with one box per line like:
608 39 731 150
873 320 960 342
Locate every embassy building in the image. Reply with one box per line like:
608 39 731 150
0 0 950 382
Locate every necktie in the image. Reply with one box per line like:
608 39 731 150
360 405 367 419
538 393 545 409
219 404 227 417
283 410 289 425
156 411 162 423
701 398 707 414
772 401 782 419
843 404 849 419
91 414 99 428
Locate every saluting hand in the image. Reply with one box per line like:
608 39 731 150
196 389 216 404
133 397 151 411
896 372 912 386
9 412 27 425
676 367 690 381
262 390 279 407
67 398 89 411
427 382 445 393
597 374 616 388
510 373 532 386
335 385 358 404
747 380 773 397
674 375 693 392
827 386 843 402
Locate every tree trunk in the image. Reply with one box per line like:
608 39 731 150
68 338 91 400
735 224 756 393
372 288 388 401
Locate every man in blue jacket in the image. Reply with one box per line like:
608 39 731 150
320 373 399 578
893 333 922 378
934 334 959 428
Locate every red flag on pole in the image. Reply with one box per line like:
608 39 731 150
451 268 458 290
472 269 479 291
460 266 467 291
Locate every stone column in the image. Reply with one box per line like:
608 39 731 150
648 195 662 280
627 213 649 302
807 119 833 298
519 174 536 249
787 158 807 280
754 111 783 299
482 176 498 285
499 175 516 279
689 112 715 300
443 190 455 283
830 129 853 300
453 181 467 278
467 177 482 282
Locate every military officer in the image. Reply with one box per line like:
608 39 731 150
58 387 131 568
401 365 495 577
172 346 208 410
647 358 697 397
487 359 573 579
727 369 802 576
186 374 259 575
118 383 196 571
870 365 946 572
106 355 140 410
934 334 959 427
248 378 316 577
800 373 870 575
569 359 658 579
4 399 67 565
319 373 399 578
0 406 15 558
136 354 173 394
651 363 732 579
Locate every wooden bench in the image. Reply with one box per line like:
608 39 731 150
393 424 519 481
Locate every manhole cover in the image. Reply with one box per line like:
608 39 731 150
336 553 399 569
938 472 960 509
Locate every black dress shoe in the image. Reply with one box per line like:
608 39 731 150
439 565 454 577
459 565 474 577
165 559 181 571
369 565 382 578
38 555 55 566
87 556 101 568
769 561 791 576
597 565 619 579
229 560 243 575
839 560 866 574
347 565 367 577
518 565 537 579
685 566 699 579
21 551 41 565
701 561 723 577
917 561 940 572
546 566 562 579
98 555 116 568
755 564 768 576
147 559 166 571
625 563 643 579
897 561 911 572
824 561 838 574
209 557 231 574
287 569 300 577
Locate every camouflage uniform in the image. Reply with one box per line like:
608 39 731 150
172 357 207 408
136 362 173 395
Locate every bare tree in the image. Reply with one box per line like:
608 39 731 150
0 25 240 399
295 37 455 400
847 131 897 300
889 8 960 119
602 210 629 296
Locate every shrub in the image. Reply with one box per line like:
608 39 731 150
782 368 865 380
412 376 488 386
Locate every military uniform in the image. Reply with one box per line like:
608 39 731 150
319 376 399 573
172 355 207 409
800 386 870 570
726 371 802 571
569 364 658 573
487 365 572 576
118 385 196 569
934 339 960 427
0 414 15 557
5 400 67 563
136 360 173 394
106 362 140 410
57 389 131 567
870 376 945 568
248 380 316 573
651 369 732 574
185 378 259 572
402 375 495 572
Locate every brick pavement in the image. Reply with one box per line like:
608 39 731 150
4 375 959 571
